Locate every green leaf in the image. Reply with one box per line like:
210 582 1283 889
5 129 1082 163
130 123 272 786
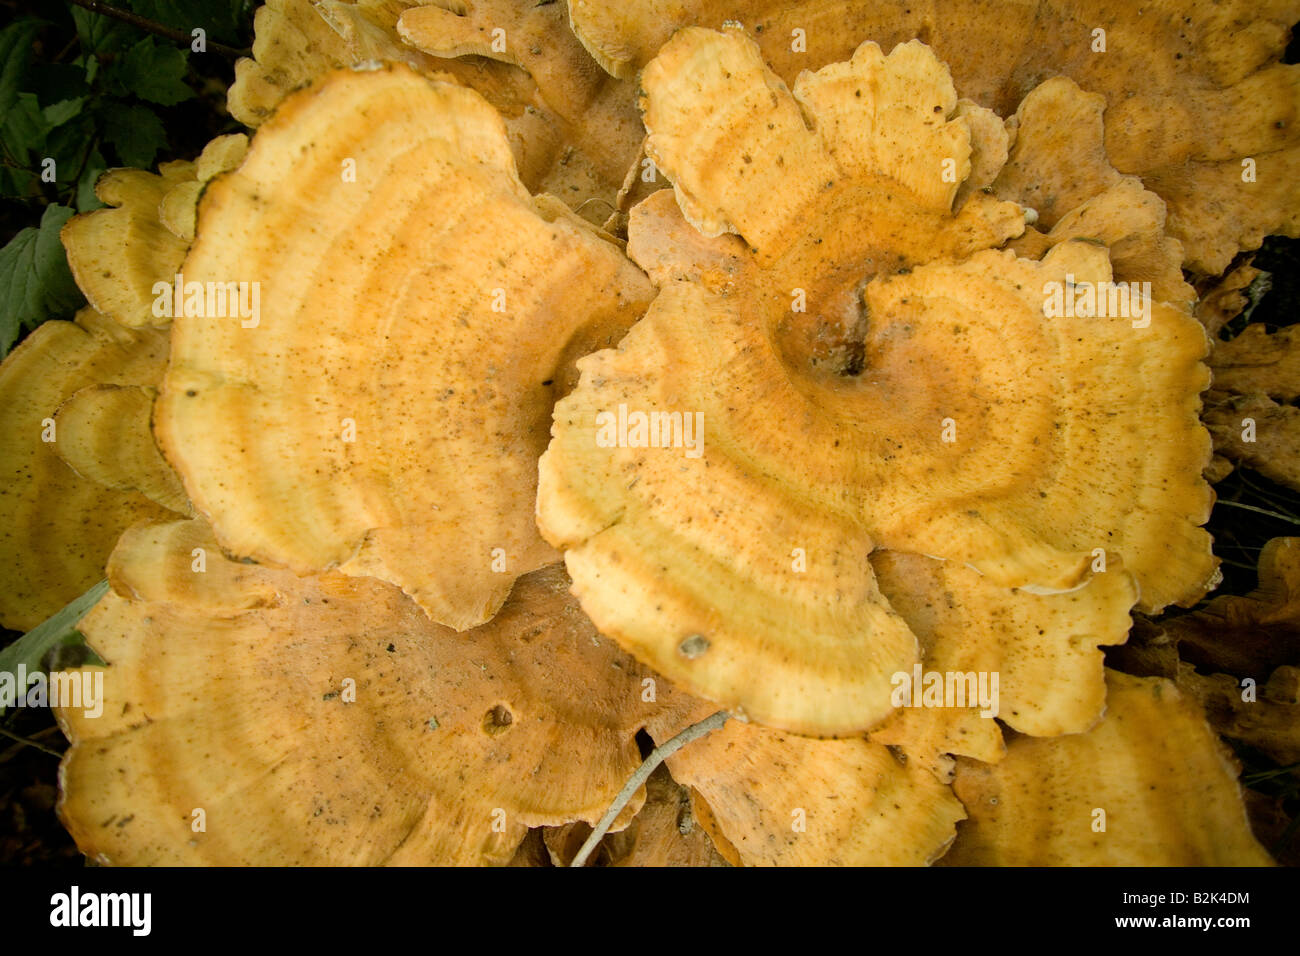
71 6 136 53
1 91 50 165
42 96 85 128
43 113 95 184
0 19 41 119
80 52 100 86
0 581 108 716
100 100 167 168
0 204 86 356
0 166 38 200
106 37 192 106
76 148 107 211
32 62 92 109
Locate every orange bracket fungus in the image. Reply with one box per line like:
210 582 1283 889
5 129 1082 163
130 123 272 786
640 689 965 865
568 0 1300 273
155 65 652 630
56 519 962 865
397 0 644 223
230 0 637 224
943 671 1273 866
60 162 195 329
6 0 1291 870
60 135 249 330
538 29 1216 736
58 521 651 865
0 310 175 629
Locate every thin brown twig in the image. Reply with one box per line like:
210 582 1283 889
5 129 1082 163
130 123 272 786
65 0 251 58
1217 499 1300 525
570 710 729 867
0 724 65 759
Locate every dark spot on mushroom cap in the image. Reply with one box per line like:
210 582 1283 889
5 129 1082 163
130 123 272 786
482 704 513 735
678 634 710 658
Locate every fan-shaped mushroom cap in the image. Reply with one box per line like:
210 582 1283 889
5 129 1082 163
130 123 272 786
568 0 1300 272
942 671 1273 865
642 694 965 866
539 33 1215 733
399 0 598 108
230 0 634 223
539 33 1023 734
0 310 173 629
228 0 438 125
156 65 652 630
396 0 643 213
636 32 1024 263
61 163 194 328
58 518 951 865
158 134 250 243
950 99 1008 209
857 243 1213 611
57 521 654 865
868 550 1137 780
994 77 1193 306
52 385 192 516
63 136 252 328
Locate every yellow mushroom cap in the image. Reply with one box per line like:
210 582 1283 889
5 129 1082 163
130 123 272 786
58 521 653 865
156 64 652 630
61 164 194 329
227 0 437 126
52 385 192 516
0 309 174 629
231 0 636 224
568 0 1300 272
994 77 1193 307
943 670 1273 865
158 134 250 243
58 517 959 865
396 0 644 207
869 550 1137 780
538 30 1215 734
642 691 965 865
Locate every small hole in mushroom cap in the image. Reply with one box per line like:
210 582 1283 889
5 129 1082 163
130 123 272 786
482 704 514 735
838 341 866 377
678 634 710 659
